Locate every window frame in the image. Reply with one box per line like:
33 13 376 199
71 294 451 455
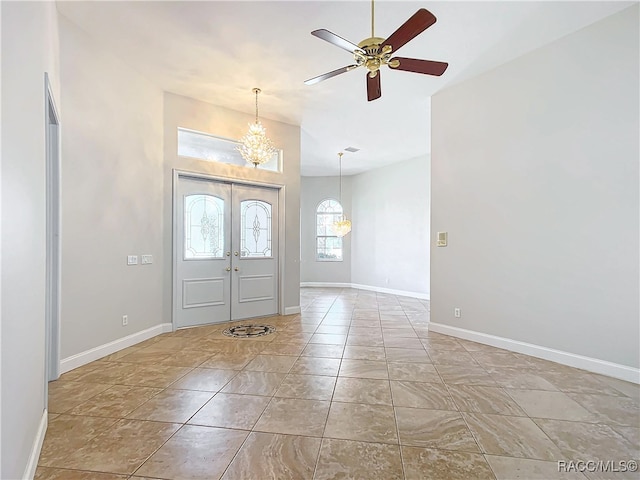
315 198 344 262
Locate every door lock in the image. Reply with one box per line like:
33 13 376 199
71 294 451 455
225 267 231 272
234 267 240 272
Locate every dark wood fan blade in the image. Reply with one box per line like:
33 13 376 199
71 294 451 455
390 57 448 76
367 73 381 102
304 65 360 85
311 29 364 54
380 9 437 54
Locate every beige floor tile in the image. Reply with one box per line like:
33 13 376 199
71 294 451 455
35 467 128 479
290 357 341 376
314 438 403 480
258 342 306 356
539 370 629 396
567 392 640 426
126 389 213 423
487 367 559 391
134 425 248 480
157 349 214 368
435 364 498 386
315 325 350 334
221 432 321 480
324 402 398 444
402 446 495 480
47 380 112 413
68 385 161 418
395 407 479 452
200 352 256 370
428 349 479 365
485 455 588 480
188 393 270 429
383 337 425 349
447 384 526 416
507 389 597 421
309 333 348 345
388 362 442 383
391 381 457 410
339 359 389 379
274 373 336 400
333 377 392 405
346 335 385 347
300 343 344 358
464 412 563 460
342 345 386 361
70 362 140 385
244 354 298 373
60 419 180 474
38 415 120 466
116 349 173 364
254 397 330 436
220 370 286 395
122 364 193 388
534 418 639 462
169 368 238 392
385 347 432 364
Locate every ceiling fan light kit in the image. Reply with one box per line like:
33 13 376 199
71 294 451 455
237 87 277 168
305 0 449 101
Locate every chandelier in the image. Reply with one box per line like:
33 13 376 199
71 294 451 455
333 152 352 237
237 88 277 168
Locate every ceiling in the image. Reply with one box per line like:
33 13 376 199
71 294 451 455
56 1 632 176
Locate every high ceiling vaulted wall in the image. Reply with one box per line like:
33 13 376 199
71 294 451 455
56 0 633 175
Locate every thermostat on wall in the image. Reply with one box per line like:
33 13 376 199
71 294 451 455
437 232 448 247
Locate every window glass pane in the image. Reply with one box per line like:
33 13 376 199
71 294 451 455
178 128 281 172
316 199 344 261
185 194 224 259
241 200 272 257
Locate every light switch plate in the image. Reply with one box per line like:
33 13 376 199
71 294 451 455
437 232 448 247
141 254 153 265
127 255 138 265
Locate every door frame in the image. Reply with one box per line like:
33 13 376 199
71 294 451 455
45 73 61 395
172 169 286 331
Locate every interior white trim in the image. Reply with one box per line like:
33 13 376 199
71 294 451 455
429 323 640 384
23 409 47 480
284 306 301 315
60 323 172 374
301 282 430 300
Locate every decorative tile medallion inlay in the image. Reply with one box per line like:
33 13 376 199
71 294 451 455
223 324 276 338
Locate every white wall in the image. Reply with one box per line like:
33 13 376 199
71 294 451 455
59 16 165 358
431 6 639 369
163 93 301 317
300 176 352 284
1 1 60 477
351 156 430 296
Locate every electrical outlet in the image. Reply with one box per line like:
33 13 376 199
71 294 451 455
122 315 128 326
454 308 461 318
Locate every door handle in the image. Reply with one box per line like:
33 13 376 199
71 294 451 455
234 251 239 256
226 251 231 257
234 267 240 272
225 267 231 272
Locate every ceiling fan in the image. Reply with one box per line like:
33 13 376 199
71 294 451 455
304 0 448 101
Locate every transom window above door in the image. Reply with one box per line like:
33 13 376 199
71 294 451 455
177 127 282 172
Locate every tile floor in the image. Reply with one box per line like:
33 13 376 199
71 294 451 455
37 288 639 479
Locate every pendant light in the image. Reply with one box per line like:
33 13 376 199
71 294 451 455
237 88 277 168
333 152 352 237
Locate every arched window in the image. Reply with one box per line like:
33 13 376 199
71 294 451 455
316 199 343 261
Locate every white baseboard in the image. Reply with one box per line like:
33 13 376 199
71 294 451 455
60 323 173 374
23 409 47 479
429 323 640 384
284 306 301 315
301 282 429 300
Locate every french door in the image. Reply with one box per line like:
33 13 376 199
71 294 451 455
175 175 279 328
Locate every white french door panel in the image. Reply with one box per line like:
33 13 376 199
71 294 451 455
174 175 279 328
175 177 232 328
231 184 279 320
